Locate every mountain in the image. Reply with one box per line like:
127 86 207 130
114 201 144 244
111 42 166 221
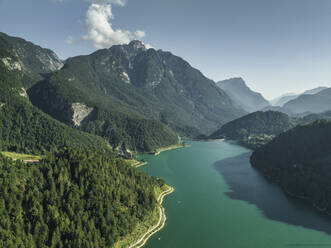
0 32 63 89
272 87 328 107
29 41 245 150
0 41 110 154
250 120 331 215
303 86 328 95
271 94 299 107
209 111 295 149
283 87 331 114
270 93 296 106
217 77 270 112
0 33 179 153
0 33 171 247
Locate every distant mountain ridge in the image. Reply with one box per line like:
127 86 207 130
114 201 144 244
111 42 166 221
283 87 331 114
217 77 270 112
272 86 328 107
270 93 296 106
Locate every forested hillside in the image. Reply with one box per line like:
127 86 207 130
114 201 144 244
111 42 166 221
0 96 110 154
209 111 295 149
0 149 165 247
250 120 331 214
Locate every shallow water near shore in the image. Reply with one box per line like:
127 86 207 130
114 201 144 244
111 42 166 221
140 140 331 248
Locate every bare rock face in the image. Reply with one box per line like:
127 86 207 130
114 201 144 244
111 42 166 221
1 57 22 71
71 103 94 126
35 51 63 72
19 88 28 98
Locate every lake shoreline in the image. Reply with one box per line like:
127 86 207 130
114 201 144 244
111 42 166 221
149 143 189 156
129 186 174 248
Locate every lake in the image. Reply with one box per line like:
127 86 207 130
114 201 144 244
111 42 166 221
140 140 331 248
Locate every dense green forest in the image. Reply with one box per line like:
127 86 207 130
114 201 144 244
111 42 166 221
250 120 331 214
209 111 295 149
0 149 165 247
298 110 331 124
0 97 110 154
81 108 179 152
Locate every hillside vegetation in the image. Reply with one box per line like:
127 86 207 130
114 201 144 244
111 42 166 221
250 120 331 214
209 111 295 149
0 149 165 247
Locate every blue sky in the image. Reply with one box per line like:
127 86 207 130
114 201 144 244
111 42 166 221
0 0 331 99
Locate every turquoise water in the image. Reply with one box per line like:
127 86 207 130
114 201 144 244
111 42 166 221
140 140 331 248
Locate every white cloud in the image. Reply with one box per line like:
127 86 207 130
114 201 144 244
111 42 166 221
83 2 149 49
90 0 127 6
145 43 153 49
53 0 126 5
134 30 146 39
66 35 74 45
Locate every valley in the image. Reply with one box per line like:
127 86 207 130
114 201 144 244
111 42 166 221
1 10 331 247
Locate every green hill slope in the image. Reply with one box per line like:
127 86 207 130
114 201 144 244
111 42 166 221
0 149 165 247
210 111 295 149
250 120 331 214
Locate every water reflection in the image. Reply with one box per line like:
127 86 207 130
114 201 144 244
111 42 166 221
214 152 331 235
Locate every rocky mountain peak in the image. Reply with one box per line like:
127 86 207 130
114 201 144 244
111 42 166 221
128 40 147 51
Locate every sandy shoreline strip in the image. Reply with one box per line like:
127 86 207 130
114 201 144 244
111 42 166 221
129 187 174 248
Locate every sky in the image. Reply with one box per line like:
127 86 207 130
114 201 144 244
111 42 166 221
0 0 331 100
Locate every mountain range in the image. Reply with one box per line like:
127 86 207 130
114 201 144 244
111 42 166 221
271 86 328 107
28 40 246 150
1 32 249 153
217 77 270 112
283 87 331 114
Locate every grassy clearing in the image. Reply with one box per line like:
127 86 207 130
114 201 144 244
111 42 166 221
1 151 44 163
125 159 148 168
